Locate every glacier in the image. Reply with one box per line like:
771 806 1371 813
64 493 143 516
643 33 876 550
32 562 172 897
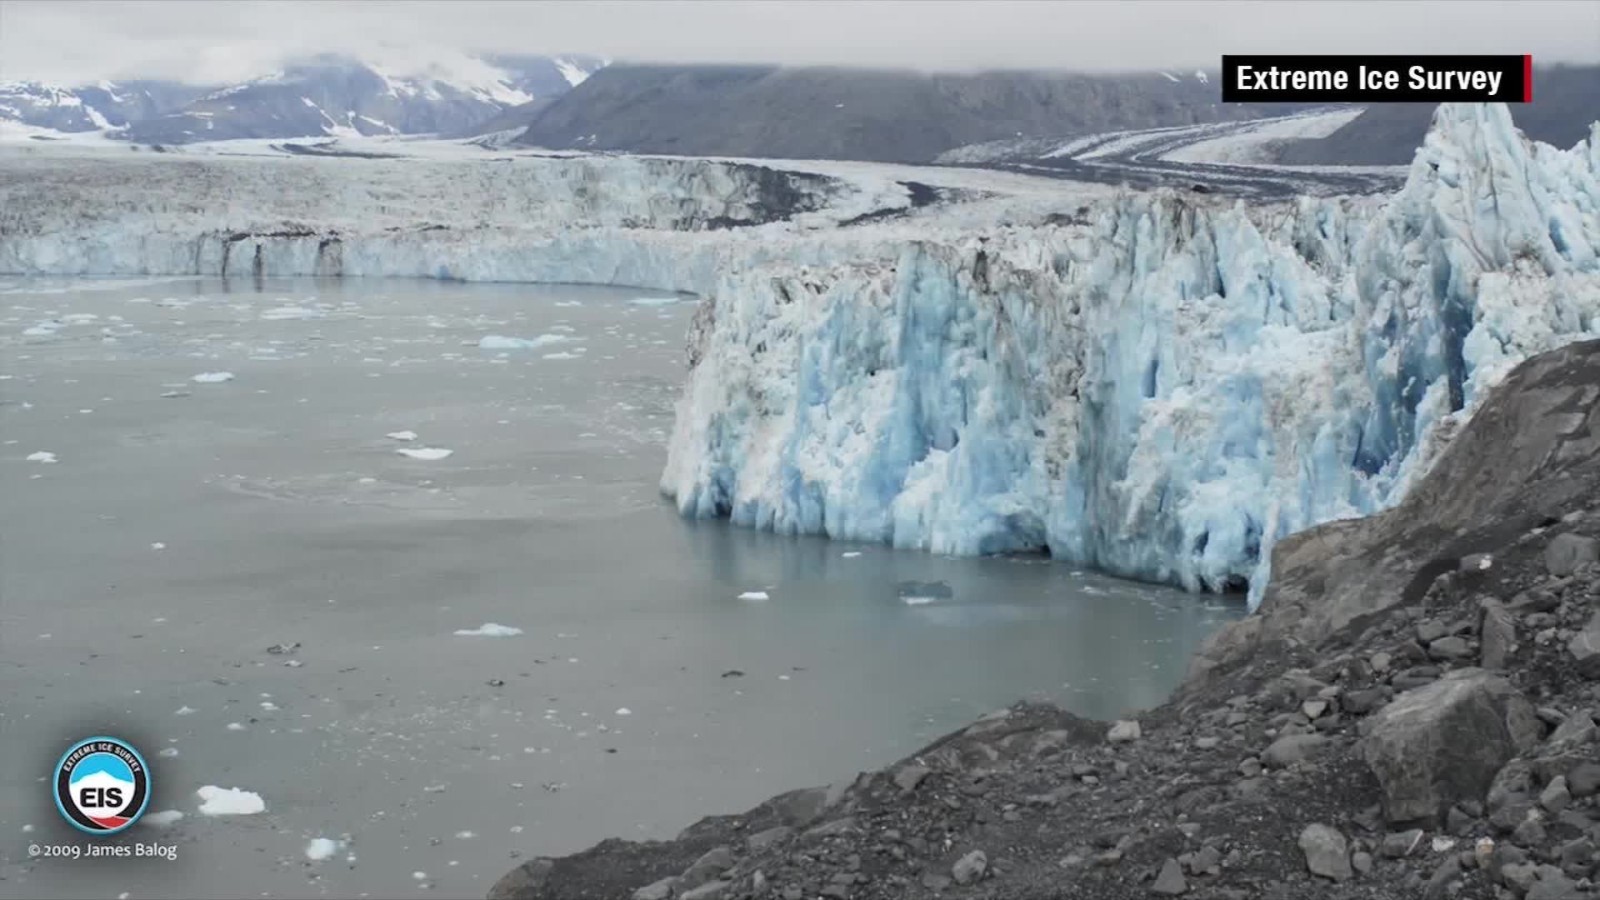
659 105 1600 607
2 104 1597 608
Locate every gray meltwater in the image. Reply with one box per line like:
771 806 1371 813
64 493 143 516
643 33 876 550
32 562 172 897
0 277 1242 899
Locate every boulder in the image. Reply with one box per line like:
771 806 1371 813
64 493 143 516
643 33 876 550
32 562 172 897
1568 612 1600 676
633 876 679 900
1151 857 1188 895
1480 599 1515 670
1544 532 1599 577
1298 824 1352 881
1107 720 1142 743
951 849 987 885
1359 669 1541 823
1262 733 1326 767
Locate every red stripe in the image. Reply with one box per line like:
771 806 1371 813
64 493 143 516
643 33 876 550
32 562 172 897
1523 55 1533 102
89 815 129 828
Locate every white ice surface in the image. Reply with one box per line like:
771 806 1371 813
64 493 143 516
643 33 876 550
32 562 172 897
396 447 453 461
196 786 266 816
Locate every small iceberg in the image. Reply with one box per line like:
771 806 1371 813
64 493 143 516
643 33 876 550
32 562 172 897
196 786 265 816
454 623 523 637
478 334 570 350
191 372 235 383
305 837 343 861
396 447 453 461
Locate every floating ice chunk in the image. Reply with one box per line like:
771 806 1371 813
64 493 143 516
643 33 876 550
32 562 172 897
25 451 57 463
196 786 265 815
454 830 475 840
614 708 632 716
628 296 683 307
478 334 570 350
151 542 167 550
396 447 453 461
191 372 235 383
226 722 245 731
158 747 179 758
542 351 583 360
305 837 342 861
385 430 419 441
174 706 196 716
901 596 936 606
142 809 184 828
22 322 61 336
841 551 862 558
260 306 325 320
453 623 523 637
737 591 770 601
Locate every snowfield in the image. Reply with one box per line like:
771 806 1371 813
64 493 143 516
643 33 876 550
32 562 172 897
1 104 1596 608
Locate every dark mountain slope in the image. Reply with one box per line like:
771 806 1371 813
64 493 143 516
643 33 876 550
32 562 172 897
513 64 1301 162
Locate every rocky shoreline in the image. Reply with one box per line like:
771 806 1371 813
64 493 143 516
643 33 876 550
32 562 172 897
491 339 1600 899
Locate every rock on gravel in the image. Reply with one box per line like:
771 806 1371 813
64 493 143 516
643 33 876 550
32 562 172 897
1150 857 1188 895
1359 668 1541 824
1107 720 1141 743
951 849 987 885
1298 823 1353 881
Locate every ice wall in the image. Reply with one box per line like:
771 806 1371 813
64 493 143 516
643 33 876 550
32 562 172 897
2 106 1596 607
663 105 1600 607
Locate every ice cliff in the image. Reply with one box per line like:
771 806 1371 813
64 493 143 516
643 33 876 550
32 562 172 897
2 106 1596 607
661 105 1600 607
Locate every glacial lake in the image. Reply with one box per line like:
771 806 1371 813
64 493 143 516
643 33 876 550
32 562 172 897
0 277 1242 899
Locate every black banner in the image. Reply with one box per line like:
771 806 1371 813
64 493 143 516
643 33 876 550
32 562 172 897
1220 55 1531 103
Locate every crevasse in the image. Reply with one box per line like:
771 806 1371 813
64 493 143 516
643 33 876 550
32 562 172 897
661 105 1600 608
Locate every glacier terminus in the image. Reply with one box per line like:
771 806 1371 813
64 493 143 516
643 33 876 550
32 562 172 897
3 104 1597 609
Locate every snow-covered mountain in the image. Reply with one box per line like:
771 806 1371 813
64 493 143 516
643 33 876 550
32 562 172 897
2 104 1595 611
0 79 211 132
0 53 606 143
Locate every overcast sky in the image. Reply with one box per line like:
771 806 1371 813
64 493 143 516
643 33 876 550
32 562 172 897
1 0 1596 84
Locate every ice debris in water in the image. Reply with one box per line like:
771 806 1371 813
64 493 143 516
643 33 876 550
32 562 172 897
737 590 770 601
196 786 265 816
142 810 184 828
629 296 682 307
25 451 57 463
478 334 570 350
305 837 343 861
453 623 523 637
260 306 325 320
191 371 235 383
396 447 453 461
385 430 419 441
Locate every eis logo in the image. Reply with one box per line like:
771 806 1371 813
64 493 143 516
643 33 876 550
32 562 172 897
53 737 151 835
